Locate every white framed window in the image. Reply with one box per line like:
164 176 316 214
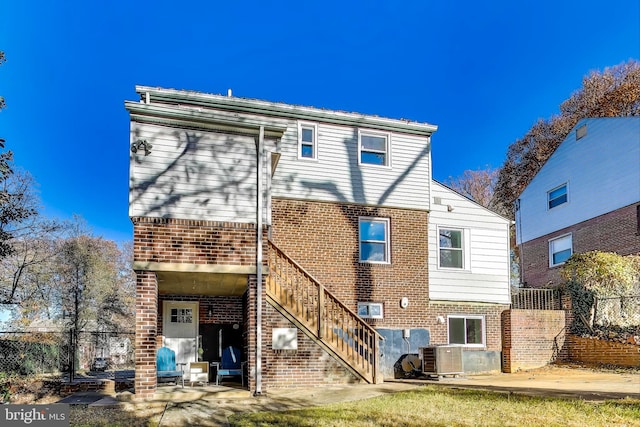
357 302 384 319
358 130 390 167
438 227 465 269
448 315 485 347
359 217 390 263
548 183 568 209
298 122 318 160
170 308 193 324
549 234 572 267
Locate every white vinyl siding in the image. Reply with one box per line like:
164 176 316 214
129 122 273 224
517 117 640 245
271 124 430 210
428 182 511 304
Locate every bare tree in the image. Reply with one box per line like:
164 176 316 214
445 167 501 214
495 60 640 217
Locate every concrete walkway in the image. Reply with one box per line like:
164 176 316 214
67 365 639 426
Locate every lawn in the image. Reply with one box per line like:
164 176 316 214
229 386 640 427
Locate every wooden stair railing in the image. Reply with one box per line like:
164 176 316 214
266 241 382 384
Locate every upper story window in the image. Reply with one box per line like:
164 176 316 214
549 234 572 267
448 315 485 347
359 217 390 264
548 184 567 209
358 130 390 166
438 228 464 269
298 122 317 160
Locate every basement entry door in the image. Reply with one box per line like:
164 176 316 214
162 301 199 365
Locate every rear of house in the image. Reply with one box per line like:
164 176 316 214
126 86 511 398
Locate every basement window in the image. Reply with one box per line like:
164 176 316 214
357 302 384 319
448 315 484 347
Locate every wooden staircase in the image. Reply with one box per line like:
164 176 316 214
266 241 382 383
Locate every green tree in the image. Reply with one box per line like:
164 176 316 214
494 60 640 217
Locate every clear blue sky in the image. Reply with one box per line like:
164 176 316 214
0 1 638 243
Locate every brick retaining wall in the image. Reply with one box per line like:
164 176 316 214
566 335 640 368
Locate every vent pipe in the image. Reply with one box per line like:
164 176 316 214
227 88 233 97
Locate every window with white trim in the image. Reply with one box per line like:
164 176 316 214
548 183 567 209
298 122 317 160
549 234 572 267
359 218 390 263
357 302 384 319
170 308 193 324
448 315 484 346
358 130 390 166
438 228 464 269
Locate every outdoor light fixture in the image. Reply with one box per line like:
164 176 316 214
130 139 152 156
207 306 213 318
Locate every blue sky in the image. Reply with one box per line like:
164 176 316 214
0 1 638 243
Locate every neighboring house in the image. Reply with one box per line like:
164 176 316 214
515 117 640 288
126 86 512 398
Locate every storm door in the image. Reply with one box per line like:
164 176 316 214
162 301 199 365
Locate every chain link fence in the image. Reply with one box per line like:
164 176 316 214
0 330 135 378
594 295 640 328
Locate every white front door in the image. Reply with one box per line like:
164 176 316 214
163 301 199 365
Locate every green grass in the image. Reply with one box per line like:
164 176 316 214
230 386 640 427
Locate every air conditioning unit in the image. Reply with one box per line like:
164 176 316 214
420 346 463 376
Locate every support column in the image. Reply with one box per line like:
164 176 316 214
135 271 158 399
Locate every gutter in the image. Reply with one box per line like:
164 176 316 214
133 86 438 137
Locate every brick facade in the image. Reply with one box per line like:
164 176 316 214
565 335 640 368
271 198 429 328
501 309 567 372
132 217 266 265
520 203 640 288
133 200 511 396
134 271 158 399
428 302 507 352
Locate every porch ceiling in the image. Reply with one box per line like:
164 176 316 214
157 272 248 296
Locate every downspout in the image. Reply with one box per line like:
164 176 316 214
255 126 264 395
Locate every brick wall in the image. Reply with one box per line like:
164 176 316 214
520 203 640 288
271 199 429 328
565 335 640 367
132 217 266 266
260 303 359 388
134 271 158 399
501 309 567 373
428 302 508 352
